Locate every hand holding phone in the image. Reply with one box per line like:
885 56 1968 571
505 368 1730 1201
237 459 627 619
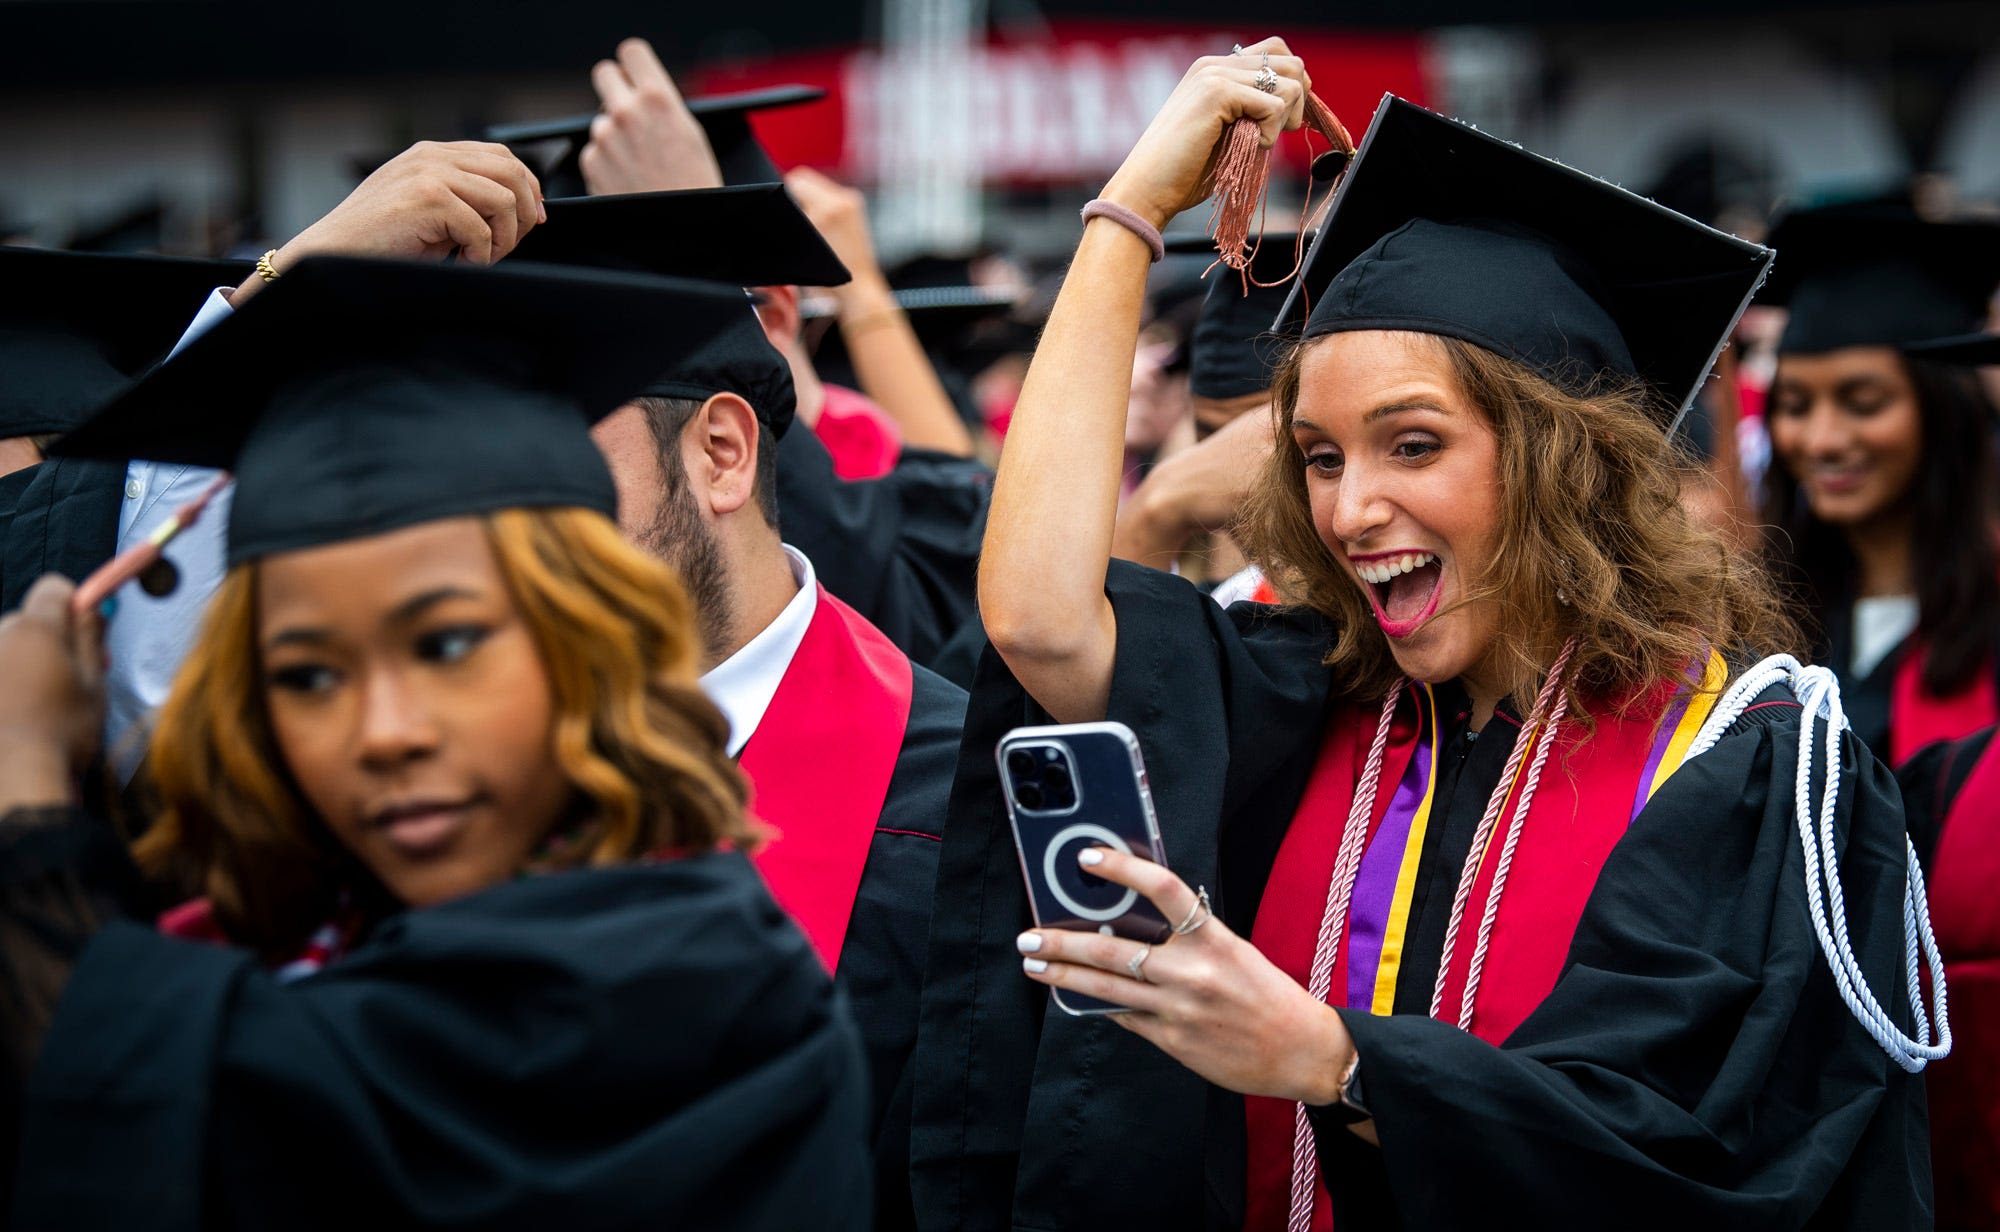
999 720 1171 1015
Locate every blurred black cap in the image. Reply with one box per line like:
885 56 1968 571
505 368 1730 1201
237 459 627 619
1168 233 1311 401
0 246 250 437
1761 202 2000 355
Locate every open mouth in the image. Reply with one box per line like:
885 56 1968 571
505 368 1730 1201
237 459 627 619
1353 551 1444 638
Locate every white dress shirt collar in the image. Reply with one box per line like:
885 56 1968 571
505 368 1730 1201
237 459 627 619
701 545 818 757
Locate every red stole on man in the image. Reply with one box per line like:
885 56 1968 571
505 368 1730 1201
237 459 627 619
739 585 914 971
1241 678 1715 1232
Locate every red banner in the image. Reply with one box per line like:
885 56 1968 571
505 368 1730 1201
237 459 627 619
689 21 1430 186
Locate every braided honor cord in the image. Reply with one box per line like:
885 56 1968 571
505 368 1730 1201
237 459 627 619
1427 638 1579 1024
1285 680 1404 1232
1684 655 1951 1072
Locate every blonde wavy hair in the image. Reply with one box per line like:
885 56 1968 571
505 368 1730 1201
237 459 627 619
1243 332 1800 717
134 506 754 960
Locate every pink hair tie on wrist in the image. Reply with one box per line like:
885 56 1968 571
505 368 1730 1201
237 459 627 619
1080 199 1165 264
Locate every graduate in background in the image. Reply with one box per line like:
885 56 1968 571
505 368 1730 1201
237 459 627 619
1879 327 2000 1232
504 38 993 672
1757 205 2000 767
510 186 965 1232
0 257 870 1230
918 41 1939 1232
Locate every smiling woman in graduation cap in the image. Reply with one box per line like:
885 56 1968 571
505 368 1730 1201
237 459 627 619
1756 204 2000 771
0 257 870 1229
915 37 1942 1232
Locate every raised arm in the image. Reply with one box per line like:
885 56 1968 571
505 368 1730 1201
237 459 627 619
785 167 978 459
979 39 1308 721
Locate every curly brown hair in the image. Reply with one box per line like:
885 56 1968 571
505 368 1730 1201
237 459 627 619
133 506 755 961
1244 331 1801 718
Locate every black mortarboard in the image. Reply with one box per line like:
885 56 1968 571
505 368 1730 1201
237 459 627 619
1167 233 1312 400
1277 95 1772 423
1760 203 2000 355
486 85 826 198
505 186 836 439
0 246 250 437
509 185 850 288
1904 332 2000 365
52 256 754 564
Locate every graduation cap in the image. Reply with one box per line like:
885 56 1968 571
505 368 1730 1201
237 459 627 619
510 185 850 288
486 85 826 197
1165 233 1313 401
1760 203 2000 355
1275 95 1773 424
52 256 756 565
1903 332 2000 365
0 246 250 437
505 185 837 438
804 254 1029 422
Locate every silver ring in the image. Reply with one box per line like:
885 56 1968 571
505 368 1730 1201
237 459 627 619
1126 945 1153 983
1173 886 1214 936
1232 43 1245 55
1254 66 1280 94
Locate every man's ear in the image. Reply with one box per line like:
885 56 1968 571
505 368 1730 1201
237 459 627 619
752 284 802 350
696 391 762 518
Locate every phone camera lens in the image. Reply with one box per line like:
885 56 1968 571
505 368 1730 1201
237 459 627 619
1007 750 1037 779
1040 764 1076 810
1016 781 1045 809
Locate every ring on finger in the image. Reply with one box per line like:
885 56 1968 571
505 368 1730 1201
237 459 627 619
1173 886 1214 936
1253 65 1281 94
1232 43 1245 55
1126 944 1154 983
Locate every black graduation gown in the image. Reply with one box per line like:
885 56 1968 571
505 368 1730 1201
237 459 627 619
912 561 1931 1232
774 425 990 672
0 457 124 610
4 810 874 1232
838 661 965 1232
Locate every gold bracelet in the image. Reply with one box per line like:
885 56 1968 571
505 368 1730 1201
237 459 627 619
255 249 281 283
839 305 906 338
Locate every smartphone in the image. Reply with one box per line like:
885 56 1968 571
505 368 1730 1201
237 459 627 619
998 720 1172 1016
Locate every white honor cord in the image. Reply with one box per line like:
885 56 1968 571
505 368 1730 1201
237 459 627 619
1685 655 1951 1072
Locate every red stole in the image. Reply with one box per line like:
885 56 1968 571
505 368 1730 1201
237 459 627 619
1243 683 1693 1232
1888 645 1999 768
739 584 914 971
1924 736 2000 1227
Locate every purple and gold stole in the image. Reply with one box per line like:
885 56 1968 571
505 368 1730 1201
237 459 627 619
1243 654 1724 1232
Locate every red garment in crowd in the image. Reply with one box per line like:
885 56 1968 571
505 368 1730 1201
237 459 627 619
813 383 903 480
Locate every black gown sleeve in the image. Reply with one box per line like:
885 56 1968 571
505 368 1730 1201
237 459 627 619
13 853 874 1232
774 426 991 670
1317 699 1933 1230
911 561 1336 1232
844 664 964 1232
0 805 152 1205
1 458 126 612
